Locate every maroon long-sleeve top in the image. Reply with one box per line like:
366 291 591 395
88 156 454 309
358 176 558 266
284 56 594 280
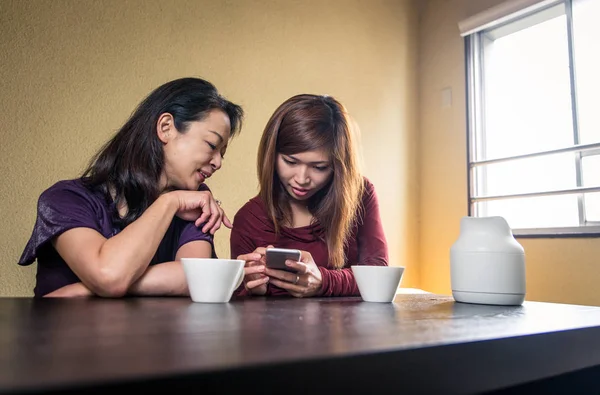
230 177 389 297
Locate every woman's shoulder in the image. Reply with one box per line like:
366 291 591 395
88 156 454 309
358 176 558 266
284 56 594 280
232 195 272 229
360 176 376 198
356 176 380 220
39 178 100 204
19 179 111 267
36 178 110 220
234 195 267 219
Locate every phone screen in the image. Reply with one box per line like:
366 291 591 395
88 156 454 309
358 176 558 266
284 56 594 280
265 248 301 272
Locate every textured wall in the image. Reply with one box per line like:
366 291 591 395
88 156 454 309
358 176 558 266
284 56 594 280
0 0 419 296
418 0 600 306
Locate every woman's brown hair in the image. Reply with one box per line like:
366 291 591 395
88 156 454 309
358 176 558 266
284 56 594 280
256 94 364 269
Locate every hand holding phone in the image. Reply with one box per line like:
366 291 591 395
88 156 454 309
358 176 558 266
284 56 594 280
265 247 301 273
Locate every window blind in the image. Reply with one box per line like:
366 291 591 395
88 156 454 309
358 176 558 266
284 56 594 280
458 0 560 36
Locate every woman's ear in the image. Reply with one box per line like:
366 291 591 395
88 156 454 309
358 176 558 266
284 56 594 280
156 113 175 144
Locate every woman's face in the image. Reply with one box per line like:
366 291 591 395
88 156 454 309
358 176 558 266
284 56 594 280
275 149 334 202
160 109 231 191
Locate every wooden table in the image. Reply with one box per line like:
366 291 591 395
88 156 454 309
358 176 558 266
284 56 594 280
1 293 600 394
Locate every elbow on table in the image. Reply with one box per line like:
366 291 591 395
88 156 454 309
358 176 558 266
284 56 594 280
87 266 132 298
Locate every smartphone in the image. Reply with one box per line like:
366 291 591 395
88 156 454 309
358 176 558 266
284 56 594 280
265 248 301 272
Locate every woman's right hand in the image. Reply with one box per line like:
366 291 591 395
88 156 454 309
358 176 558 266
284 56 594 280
169 190 232 234
237 247 270 295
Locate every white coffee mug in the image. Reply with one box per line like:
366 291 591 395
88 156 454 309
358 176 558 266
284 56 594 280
181 258 245 303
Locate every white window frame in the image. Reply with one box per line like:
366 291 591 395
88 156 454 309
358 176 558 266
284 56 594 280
464 0 600 237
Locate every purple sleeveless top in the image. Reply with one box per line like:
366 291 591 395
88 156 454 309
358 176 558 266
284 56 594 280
18 179 215 298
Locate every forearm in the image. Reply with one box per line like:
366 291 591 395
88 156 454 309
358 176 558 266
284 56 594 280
96 193 179 287
47 261 190 297
318 267 360 297
127 261 189 296
319 253 388 297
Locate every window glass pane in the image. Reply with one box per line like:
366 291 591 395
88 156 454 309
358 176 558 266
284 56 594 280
481 6 573 160
584 192 600 222
572 0 600 144
582 155 600 222
581 154 600 187
474 194 579 229
474 152 577 197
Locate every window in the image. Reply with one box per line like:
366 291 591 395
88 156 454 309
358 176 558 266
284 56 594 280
464 0 600 236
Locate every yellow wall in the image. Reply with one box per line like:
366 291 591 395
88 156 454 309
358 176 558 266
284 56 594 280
0 0 419 296
5 0 594 305
418 0 600 306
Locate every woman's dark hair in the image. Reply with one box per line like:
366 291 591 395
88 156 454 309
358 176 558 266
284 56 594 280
82 77 243 229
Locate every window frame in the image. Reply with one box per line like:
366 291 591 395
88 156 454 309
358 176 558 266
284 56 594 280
465 0 600 237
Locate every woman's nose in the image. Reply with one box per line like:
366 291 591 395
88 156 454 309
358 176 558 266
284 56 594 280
210 153 222 170
295 166 310 185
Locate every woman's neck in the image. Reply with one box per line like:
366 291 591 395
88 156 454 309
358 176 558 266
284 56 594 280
108 185 129 219
288 199 313 228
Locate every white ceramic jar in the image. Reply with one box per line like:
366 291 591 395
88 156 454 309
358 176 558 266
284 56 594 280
450 216 526 305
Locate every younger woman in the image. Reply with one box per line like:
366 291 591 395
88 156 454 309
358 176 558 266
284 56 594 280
231 94 389 297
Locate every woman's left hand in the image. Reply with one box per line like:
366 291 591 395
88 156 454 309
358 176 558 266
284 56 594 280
265 250 323 297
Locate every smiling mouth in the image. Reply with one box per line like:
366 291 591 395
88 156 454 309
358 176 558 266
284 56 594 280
198 170 211 179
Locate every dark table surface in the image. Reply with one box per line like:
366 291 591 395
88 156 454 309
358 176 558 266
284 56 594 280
2 293 600 394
